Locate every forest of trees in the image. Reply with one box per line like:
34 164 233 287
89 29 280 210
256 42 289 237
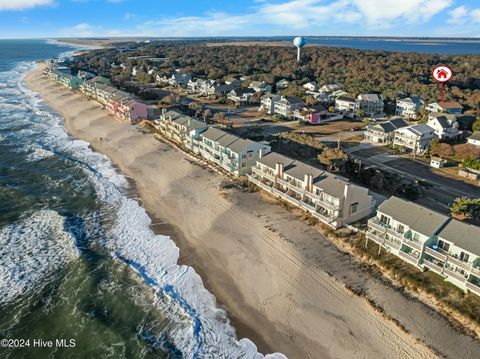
71 40 480 115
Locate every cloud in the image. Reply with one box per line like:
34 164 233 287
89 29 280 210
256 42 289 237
448 5 480 26
0 0 53 10
62 22 97 37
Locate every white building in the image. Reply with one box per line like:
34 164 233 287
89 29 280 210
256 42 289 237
248 152 375 228
364 118 408 144
356 94 384 117
169 73 192 87
302 81 319 92
273 96 304 117
367 196 480 297
335 96 356 114
195 127 271 176
393 124 436 154
228 88 256 104
259 94 281 115
426 102 464 115
426 112 460 140
395 96 423 119
249 81 272 93
276 79 290 91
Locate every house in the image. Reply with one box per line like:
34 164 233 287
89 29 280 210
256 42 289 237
364 118 408 144
273 96 304 118
187 79 202 93
248 152 375 228
335 96 356 114
302 81 319 92
293 105 328 124
155 109 208 147
259 94 281 115
320 84 341 93
276 79 290 91
426 102 464 115
427 112 460 140
249 81 272 94
356 94 384 117
195 127 271 176
228 88 256 104
224 76 242 87
430 157 446 168
169 73 192 87
468 132 480 147
213 83 235 96
393 124 436 154
395 96 423 119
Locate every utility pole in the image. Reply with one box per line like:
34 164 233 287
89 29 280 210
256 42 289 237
337 131 342 150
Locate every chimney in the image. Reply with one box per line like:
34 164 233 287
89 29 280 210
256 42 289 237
275 162 284 178
304 173 313 192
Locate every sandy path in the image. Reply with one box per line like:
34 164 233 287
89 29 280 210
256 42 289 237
26 65 480 359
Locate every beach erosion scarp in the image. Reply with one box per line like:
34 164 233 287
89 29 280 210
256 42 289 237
24 63 480 359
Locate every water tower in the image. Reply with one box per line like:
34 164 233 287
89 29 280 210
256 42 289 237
293 36 306 62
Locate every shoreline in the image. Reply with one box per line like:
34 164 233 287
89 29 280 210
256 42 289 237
25 64 480 359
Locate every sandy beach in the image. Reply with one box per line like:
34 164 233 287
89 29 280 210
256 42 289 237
25 64 480 359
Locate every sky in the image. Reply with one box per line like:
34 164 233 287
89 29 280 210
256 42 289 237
0 0 479 38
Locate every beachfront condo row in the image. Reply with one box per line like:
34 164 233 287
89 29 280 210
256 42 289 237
44 66 148 124
367 196 480 296
248 152 376 228
153 110 271 176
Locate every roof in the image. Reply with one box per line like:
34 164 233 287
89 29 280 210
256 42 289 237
439 101 463 109
216 133 240 148
336 96 356 103
228 138 257 153
469 131 480 141
232 88 255 96
200 127 227 142
437 220 480 255
398 96 422 104
358 94 383 102
279 96 303 105
256 152 349 198
397 124 435 136
377 196 449 236
372 118 408 133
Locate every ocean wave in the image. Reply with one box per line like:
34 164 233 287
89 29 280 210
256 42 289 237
0 210 80 307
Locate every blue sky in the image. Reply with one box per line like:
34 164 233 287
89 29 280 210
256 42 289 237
0 0 479 38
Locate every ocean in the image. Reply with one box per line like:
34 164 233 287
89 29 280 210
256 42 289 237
0 40 282 358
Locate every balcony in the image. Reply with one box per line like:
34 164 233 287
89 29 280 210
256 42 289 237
424 246 447 262
367 231 385 246
470 266 480 278
398 250 419 265
443 267 467 284
384 238 401 250
287 182 304 194
447 256 472 272
402 238 423 251
423 259 445 275
386 227 404 240
368 218 387 233
466 281 480 296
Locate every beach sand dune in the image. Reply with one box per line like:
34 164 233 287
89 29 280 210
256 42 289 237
26 65 480 359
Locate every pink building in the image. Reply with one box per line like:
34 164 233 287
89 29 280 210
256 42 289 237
294 105 328 125
108 91 148 124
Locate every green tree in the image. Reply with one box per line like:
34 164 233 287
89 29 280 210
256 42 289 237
451 197 480 219
318 148 348 171
472 119 480 132
429 138 440 157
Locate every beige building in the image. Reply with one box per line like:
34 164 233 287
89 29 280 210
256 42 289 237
248 152 375 228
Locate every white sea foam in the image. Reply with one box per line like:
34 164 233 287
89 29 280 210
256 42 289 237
6 54 287 357
0 210 79 306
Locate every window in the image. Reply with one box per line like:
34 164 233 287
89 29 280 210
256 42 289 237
413 232 420 242
380 215 390 225
397 224 405 234
460 252 470 263
438 240 450 252
350 202 358 214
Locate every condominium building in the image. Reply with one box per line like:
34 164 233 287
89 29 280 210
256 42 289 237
195 127 271 176
364 118 408 144
248 152 375 228
356 94 385 117
155 110 207 147
259 94 281 114
273 96 304 118
366 196 480 296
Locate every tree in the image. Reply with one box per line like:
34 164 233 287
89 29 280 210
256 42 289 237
436 143 454 157
328 106 336 113
213 112 227 124
429 138 439 157
203 109 212 122
317 148 348 171
354 109 365 119
454 144 480 160
304 95 317 106
472 119 480 132
451 197 480 219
